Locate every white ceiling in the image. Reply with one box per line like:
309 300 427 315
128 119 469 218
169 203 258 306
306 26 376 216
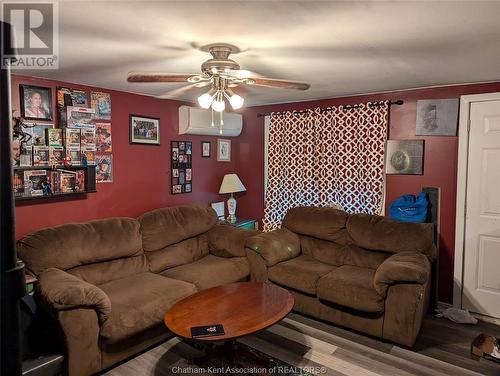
14 1 500 106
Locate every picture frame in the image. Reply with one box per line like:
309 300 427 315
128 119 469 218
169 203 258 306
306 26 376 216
415 98 459 136
385 140 425 175
20 84 53 121
171 141 192 194
201 141 211 158
211 201 225 219
90 91 112 120
129 115 160 145
217 139 231 162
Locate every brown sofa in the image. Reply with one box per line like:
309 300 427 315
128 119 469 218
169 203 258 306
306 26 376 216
18 204 256 376
245 206 436 347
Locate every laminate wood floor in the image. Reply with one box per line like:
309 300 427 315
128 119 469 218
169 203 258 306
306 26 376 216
103 313 500 376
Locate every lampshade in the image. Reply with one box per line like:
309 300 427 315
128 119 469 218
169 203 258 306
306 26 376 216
219 174 246 194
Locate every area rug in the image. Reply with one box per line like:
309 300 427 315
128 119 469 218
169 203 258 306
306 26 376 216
160 341 314 376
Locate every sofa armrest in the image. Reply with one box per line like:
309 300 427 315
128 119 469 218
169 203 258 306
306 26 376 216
374 251 430 297
38 268 111 323
207 224 259 257
245 228 300 267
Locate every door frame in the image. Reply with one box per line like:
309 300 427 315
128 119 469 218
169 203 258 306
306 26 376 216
454 92 500 308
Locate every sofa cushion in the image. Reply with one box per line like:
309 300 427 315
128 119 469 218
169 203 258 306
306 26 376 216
343 245 389 270
317 265 384 314
347 214 436 260
146 236 209 273
17 217 143 276
300 235 389 270
282 206 352 244
300 235 347 266
99 272 196 344
160 255 249 290
138 204 217 252
268 254 335 295
207 224 259 258
68 254 149 285
245 228 300 267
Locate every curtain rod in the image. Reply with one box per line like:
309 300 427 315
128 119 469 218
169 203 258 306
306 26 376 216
256 100 404 118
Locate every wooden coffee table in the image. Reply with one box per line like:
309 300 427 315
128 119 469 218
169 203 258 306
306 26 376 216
165 282 294 340
164 282 294 366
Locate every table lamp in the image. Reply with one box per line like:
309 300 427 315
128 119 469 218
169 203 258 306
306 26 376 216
219 173 246 223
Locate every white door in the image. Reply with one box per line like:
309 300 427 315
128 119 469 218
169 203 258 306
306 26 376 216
462 100 500 318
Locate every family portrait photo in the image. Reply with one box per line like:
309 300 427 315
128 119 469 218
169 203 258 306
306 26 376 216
130 115 160 145
20 84 53 121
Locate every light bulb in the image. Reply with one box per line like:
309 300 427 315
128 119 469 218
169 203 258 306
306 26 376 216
229 94 244 110
198 93 213 109
212 98 225 112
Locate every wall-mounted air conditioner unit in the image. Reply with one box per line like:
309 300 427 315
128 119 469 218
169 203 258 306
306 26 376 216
178 105 242 137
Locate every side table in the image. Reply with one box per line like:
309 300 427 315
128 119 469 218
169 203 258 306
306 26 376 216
219 218 258 230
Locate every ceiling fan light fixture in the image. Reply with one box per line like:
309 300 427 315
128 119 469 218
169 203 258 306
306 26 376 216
212 97 225 112
229 93 244 110
224 89 244 110
198 87 216 109
211 91 225 112
198 93 214 109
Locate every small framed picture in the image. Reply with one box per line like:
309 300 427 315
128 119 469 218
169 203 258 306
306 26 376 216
129 115 160 145
172 148 179 161
217 139 231 162
385 140 424 175
416 99 459 136
20 84 53 121
201 141 211 158
211 201 225 219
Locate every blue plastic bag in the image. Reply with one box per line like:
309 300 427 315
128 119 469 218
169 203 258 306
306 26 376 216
389 192 429 223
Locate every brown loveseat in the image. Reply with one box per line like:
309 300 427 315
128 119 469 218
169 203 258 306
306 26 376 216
18 204 256 376
245 206 436 347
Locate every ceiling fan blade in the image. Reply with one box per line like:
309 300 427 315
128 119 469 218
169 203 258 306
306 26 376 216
247 77 310 91
155 82 210 99
230 69 262 79
127 72 201 83
230 85 250 95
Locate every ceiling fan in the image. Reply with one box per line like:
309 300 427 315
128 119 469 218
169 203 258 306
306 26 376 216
127 43 310 112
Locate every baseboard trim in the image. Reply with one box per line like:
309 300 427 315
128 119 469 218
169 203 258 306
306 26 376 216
471 312 500 326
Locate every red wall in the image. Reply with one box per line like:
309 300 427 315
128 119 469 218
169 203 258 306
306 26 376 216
237 82 500 303
12 75 237 238
12 74 500 303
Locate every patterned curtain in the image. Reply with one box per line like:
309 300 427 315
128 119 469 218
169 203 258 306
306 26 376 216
263 110 318 231
263 102 389 231
317 102 389 214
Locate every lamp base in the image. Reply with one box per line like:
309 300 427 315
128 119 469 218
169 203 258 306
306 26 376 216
227 194 237 223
